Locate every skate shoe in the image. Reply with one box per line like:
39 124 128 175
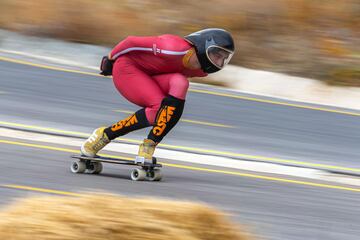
81 127 110 157
136 139 156 163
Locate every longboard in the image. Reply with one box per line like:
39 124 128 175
70 155 163 181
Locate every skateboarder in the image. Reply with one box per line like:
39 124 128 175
81 28 235 162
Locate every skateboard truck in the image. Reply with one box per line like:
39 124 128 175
135 156 157 165
135 156 145 164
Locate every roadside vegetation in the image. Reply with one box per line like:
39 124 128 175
0 194 252 240
0 0 358 86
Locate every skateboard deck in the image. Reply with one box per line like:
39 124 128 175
70 155 163 181
71 155 162 167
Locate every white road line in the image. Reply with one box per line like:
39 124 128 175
1 127 359 187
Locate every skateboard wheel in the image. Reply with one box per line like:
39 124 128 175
87 162 103 174
148 169 162 181
131 168 146 181
70 161 86 173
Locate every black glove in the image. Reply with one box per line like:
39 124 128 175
100 56 114 76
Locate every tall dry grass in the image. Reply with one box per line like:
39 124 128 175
0 0 358 85
0 193 252 240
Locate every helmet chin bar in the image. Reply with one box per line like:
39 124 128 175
197 54 221 73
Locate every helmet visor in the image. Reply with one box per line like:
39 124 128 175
206 46 234 69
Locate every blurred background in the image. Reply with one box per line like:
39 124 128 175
1 2 360 240
0 0 359 86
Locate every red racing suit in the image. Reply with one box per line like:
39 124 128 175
109 34 207 124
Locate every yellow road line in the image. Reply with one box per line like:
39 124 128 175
1 120 359 173
0 139 133 162
113 110 134 114
114 110 234 128
189 89 360 117
1 55 359 117
0 121 89 137
163 163 360 192
0 139 79 153
0 56 101 77
0 139 359 193
180 119 234 128
2 184 83 197
0 139 135 161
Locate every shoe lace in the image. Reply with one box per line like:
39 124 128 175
142 141 155 155
93 136 109 151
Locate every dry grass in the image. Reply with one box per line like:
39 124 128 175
0 193 251 240
0 0 359 85
327 67 360 86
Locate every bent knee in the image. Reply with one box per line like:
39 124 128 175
169 74 189 99
173 73 189 90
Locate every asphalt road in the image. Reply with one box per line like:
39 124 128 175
0 136 359 240
0 58 359 240
0 60 359 172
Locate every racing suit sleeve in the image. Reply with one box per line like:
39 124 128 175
109 36 159 60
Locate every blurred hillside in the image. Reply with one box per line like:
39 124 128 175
0 0 359 86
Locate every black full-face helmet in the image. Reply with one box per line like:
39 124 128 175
185 28 235 73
